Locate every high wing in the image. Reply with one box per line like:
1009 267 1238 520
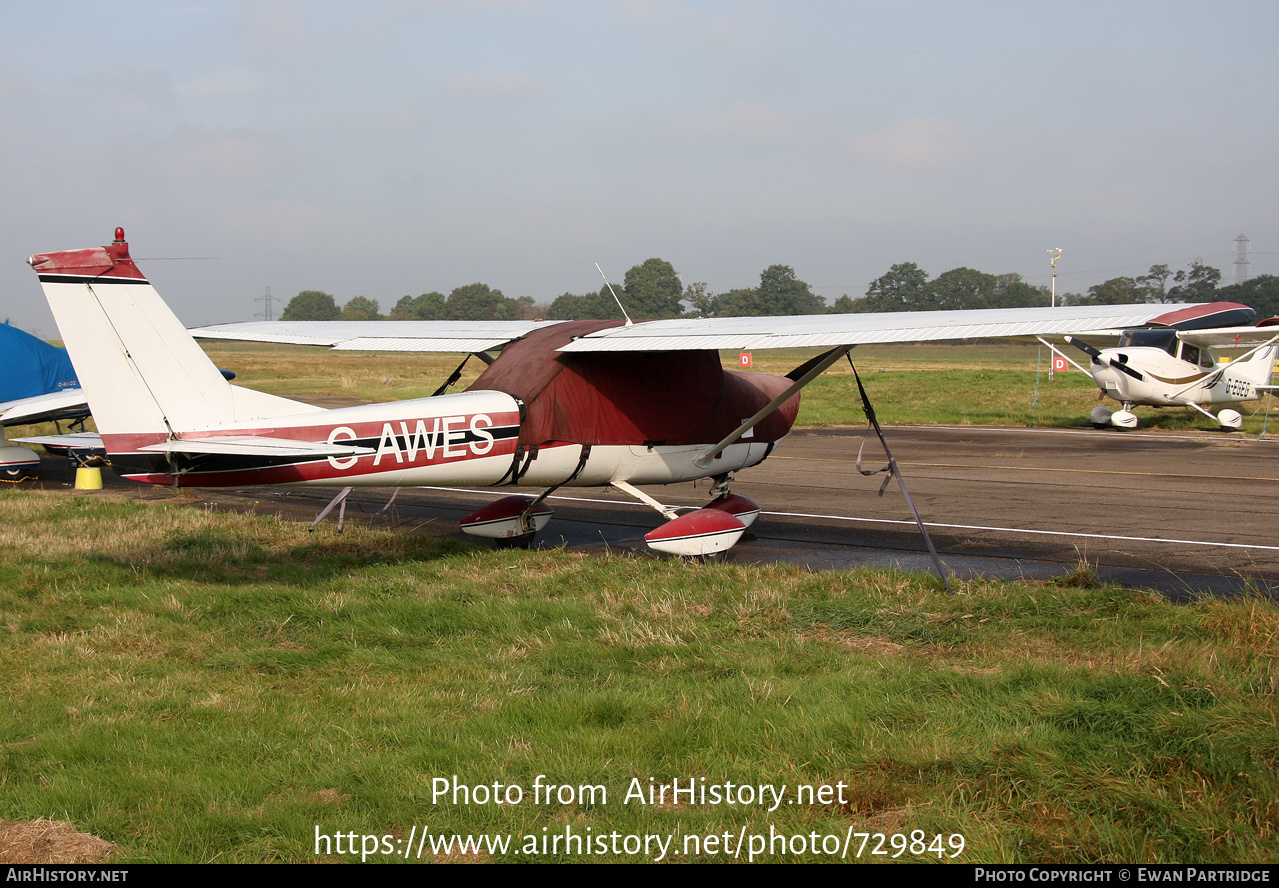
193 305 1197 354
555 305 1194 352
1032 325 1279 350
1177 325 1279 349
192 320 564 352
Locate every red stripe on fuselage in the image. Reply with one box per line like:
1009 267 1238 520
104 411 522 487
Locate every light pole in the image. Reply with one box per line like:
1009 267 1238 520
1047 248 1062 308
1045 249 1063 382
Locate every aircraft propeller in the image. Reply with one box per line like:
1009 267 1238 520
1063 335 1102 360
1063 336 1143 381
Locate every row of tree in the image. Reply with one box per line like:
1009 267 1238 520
1067 261 1279 319
278 259 832 322
280 286 540 322
846 258 1279 315
279 257 1279 322
547 261 827 319
1073 261 1217 305
843 263 1048 313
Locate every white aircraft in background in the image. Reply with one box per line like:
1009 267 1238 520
0 323 88 477
20 228 1206 562
1035 303 1279 430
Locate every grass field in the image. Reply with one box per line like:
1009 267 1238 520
1 491 1276 863
2 342 1276 864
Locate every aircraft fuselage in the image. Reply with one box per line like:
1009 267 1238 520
104 371 784 489
1088 347 1240 407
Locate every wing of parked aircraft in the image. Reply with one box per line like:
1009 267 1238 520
191 319 564 352
193 303 1194 355
1176 326 1279 349
0 389 91 426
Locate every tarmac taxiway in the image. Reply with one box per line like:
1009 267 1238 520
67 423 1278 599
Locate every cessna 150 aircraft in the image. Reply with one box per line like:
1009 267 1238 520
19 228 1212 556
1035 303 1279 430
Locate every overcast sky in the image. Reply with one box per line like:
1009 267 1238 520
3 1 1277 335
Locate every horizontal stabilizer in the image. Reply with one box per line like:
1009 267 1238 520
11 432 105 455
137 436 376 458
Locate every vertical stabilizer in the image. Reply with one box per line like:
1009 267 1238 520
1227 341 1279 387
28 228 310 438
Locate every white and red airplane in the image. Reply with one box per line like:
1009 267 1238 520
19 229 1209 556
1034 303 1279 430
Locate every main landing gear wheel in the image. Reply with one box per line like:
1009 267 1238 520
1216 409 1243 431
493 532 537 550
0 446 40 480
460 495 554 548
644 508 747 556
1110 409 1138 429
1091 406 1138 429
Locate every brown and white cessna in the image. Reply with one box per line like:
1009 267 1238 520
23 229 1203 555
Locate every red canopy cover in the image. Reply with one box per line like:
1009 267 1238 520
469 321 799 447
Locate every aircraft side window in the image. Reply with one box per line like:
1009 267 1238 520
1200 349 1217 369
1181 343 1200 366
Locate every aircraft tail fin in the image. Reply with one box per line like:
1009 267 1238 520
28 228 314 438
1225 340 1279 387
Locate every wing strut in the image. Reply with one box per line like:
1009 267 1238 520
310 487 353 532
1035 336 1093 376
431 354 473 397
693 345 852 469
847 355 952 594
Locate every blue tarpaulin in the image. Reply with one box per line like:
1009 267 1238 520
0 322 80 401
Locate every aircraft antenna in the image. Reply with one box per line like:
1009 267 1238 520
1234 234 1250 285
595 263 634 327
255 286 277 322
